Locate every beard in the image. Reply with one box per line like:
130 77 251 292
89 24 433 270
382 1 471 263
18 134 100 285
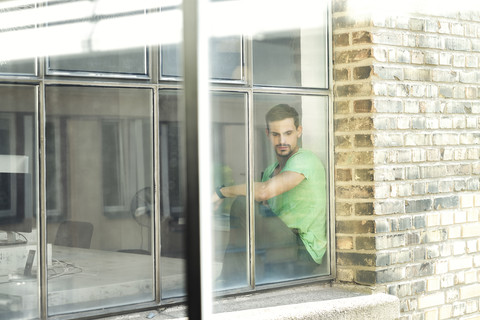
275 144 294 157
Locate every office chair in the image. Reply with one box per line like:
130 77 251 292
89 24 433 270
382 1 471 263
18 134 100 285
54 220 94 249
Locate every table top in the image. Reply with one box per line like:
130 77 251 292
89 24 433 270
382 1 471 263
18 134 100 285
0 245 185 316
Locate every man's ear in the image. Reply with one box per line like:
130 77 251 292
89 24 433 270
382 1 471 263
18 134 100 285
297 125 303 137
265 128 270 136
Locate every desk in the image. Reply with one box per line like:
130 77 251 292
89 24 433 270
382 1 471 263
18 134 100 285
0 246 185 318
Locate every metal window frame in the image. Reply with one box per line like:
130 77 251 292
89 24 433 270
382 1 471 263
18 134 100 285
184 0 335 316
0 0 334 318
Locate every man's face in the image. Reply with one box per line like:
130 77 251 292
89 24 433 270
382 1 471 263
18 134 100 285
266 118 302 158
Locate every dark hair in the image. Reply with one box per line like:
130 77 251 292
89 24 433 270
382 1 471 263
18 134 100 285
265 104 300 130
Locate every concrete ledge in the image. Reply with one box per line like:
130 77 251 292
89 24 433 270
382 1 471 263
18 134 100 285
211 293 399 320
102 284 400 320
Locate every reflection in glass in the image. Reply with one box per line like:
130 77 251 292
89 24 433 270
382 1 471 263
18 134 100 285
158 90 187 299
210 92 248 290
48 48 148 77
0 2 37 77
252 11 328 88
0 85 38 320
0 59 36 76
45 120 64 220
162 36 243 81
43 0 151 78
0 0 154 78
253 94 329 285
45 86 154 315
158 91 248 296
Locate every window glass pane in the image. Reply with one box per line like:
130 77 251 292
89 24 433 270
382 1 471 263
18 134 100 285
158 90 187 299
0 2 37 77
44 0 151 78
210 37 243 80
210 92 248 290
161 44 181 79
0 85 39 320
253 94 330 285
162 30 242 81
0 59 36 77
45 86 154 315
252 6 328 88
48 48 148 77
158 91 248 295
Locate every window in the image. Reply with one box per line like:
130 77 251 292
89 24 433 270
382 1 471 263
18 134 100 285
45 85 154 315
0 0 331 319
202 0 331 294
0 84 38 319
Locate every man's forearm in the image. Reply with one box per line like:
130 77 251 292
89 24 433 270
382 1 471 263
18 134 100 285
219 182 273 202
219 184 247 198
218 171 305 202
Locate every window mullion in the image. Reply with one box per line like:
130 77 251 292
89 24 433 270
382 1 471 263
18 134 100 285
244 27 256 289
38 81 48 320
247 89 255 289
153 87 162 303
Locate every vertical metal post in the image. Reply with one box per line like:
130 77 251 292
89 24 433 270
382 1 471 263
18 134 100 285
152 87 162 303
38 82 48 320
327 0 335 278
245 32 255 289
183 0 213 318
247 90 256 288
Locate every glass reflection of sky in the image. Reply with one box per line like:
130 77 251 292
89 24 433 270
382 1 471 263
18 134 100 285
0 0 326 63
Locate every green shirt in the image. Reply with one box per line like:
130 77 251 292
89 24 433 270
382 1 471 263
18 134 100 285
261 148 327 264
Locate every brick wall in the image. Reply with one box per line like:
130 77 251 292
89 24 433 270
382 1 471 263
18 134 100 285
333 1 480 319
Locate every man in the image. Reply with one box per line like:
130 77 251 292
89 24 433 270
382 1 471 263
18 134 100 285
213 104 327 284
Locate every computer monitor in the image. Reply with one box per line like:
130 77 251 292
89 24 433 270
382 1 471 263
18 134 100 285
0 155 33 245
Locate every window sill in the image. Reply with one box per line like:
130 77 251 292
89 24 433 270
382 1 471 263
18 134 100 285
103 283 400 320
